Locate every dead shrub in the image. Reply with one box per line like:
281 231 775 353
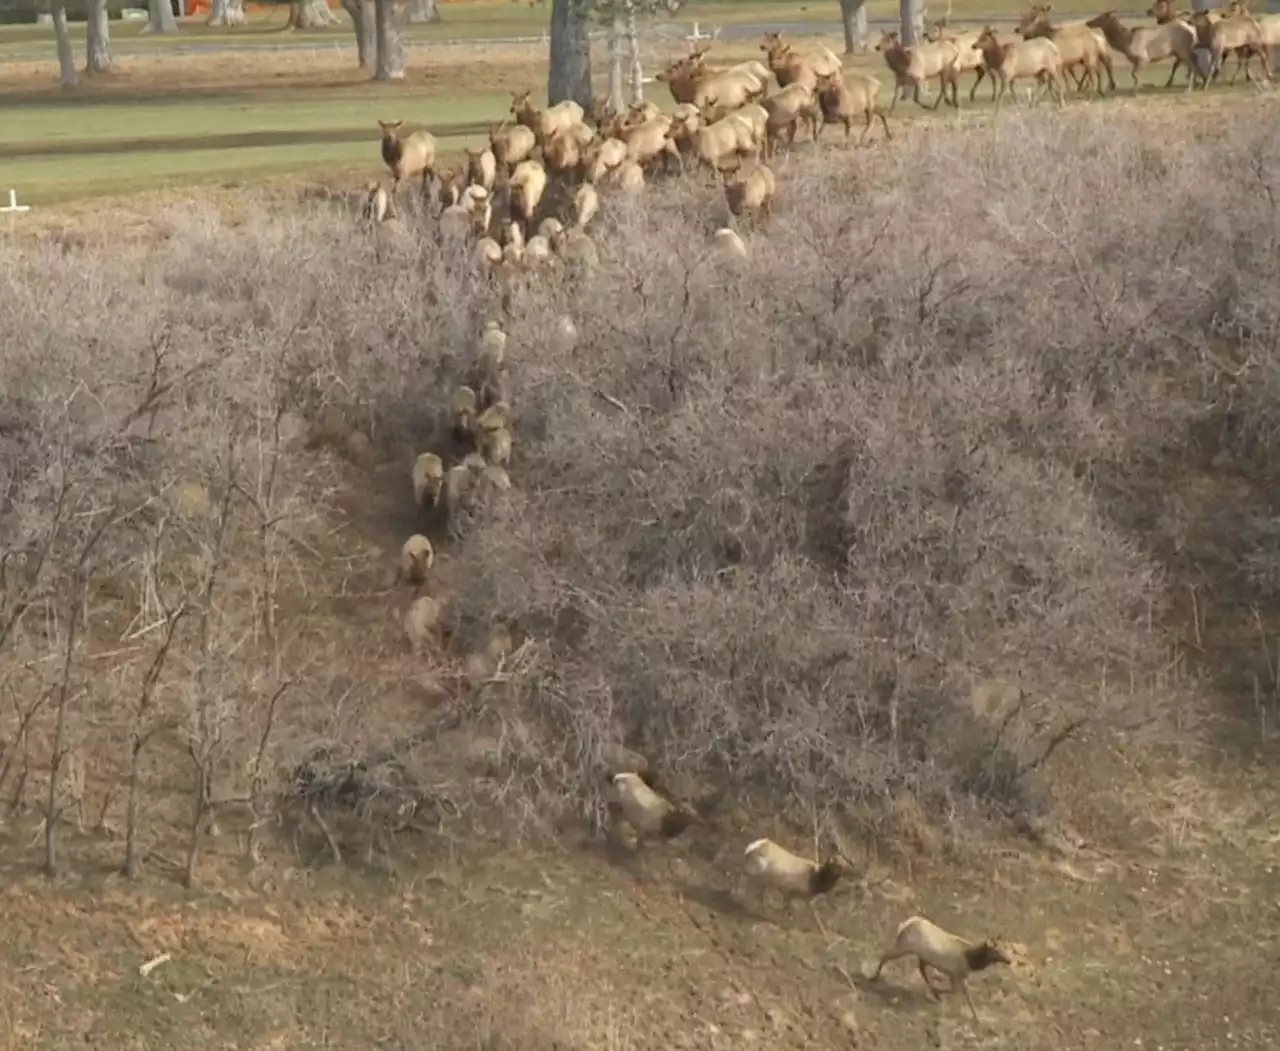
2 101 1279 866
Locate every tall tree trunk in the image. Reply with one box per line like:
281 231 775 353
206 0 248 26
52 4 78 87
146 0 179 34
341 0 376 67
899 0 922 46
85 0 112 73
374 0 405 80
548 0 593 108
407 0 440 23
626 2 643 103
289 0 339 28
839 0 867 54
606 7 624 110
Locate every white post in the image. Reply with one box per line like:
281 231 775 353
0 189 31 214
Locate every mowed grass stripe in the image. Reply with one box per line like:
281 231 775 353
0 93 507 147
4 132 484 205
3 123 492 158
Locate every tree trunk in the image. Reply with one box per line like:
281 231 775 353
839 0 868 54
626 2 643 104
374 0 405 80
85 0 112 74
406 0 440 23
146 0 179 34
52 5 78 88
289 0 340 28
123 738 147 880
899 0 922 47
183 760 209 888
548 0 593 109
44 578 87 878
341 0 376 66
606 8 624 110
206 0 248 26
122 602 187 882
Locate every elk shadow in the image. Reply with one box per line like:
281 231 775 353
674 880 758 921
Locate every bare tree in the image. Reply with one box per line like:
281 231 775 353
288 0 340 29
593 1 676 110
245 679 289 865
626 2 643 103
85 0 113 74
605 4 624 109
144 0 179 35
122 590 189 881
0 682 50 817
177 318 314 883
207 0 248 27
900 0 923 46
180 443 238 889
374 0 406 80
839 0 868 54
340 0 376 68
406 0 440 23
51 4 78 87
45 498 139 877
0 467 74 815
549 0 594 108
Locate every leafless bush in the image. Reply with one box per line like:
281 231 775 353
2 102 1279 870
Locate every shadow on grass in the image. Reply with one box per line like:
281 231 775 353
0 86 293 108
674 879 758 921
5 123 486 159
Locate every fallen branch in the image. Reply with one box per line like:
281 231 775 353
138 952 171 979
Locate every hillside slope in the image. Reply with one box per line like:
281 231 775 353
3 752 1277 1050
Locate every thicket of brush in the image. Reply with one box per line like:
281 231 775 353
3 103 1278 876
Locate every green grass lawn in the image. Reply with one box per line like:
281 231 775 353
0 79 502 204
10 67 1228 206
4 130 484 204
0 0 1189 206
0 91 504 147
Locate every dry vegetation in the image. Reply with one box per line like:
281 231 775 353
3 93 1280 1049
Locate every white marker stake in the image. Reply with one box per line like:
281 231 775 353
1 189 31 214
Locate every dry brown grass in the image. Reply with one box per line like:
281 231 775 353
1 91 1280 1049
1 752 1276 1050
